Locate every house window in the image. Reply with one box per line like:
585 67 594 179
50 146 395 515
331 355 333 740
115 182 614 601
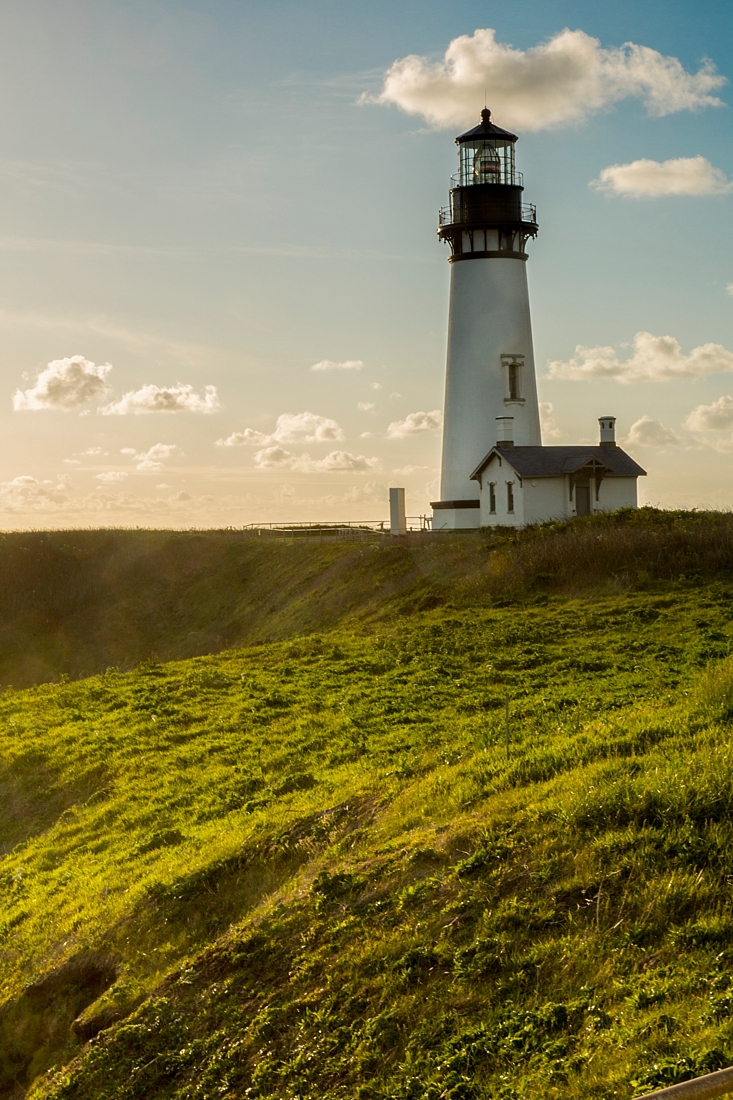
507 482 514 514
489 482 496 513
508 362 520 400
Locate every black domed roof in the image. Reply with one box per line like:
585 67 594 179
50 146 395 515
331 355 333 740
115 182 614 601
456 108 518 144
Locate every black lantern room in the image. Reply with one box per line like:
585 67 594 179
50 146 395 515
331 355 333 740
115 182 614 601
438 108 538 261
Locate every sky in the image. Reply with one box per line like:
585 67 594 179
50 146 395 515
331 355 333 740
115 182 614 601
0 0 732 528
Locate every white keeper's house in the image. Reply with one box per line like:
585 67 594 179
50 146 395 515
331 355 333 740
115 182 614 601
430 108 646 530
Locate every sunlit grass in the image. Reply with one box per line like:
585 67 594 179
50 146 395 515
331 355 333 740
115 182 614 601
0 570 727 1097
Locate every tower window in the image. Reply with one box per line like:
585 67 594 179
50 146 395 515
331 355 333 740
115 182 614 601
501 354 524 402
509 362 520 400
507 482 514 514
489 482 496 513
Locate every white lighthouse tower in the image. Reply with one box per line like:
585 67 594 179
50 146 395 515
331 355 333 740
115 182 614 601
431 109 542 530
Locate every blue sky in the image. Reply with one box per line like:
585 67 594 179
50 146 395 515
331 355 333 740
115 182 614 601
0 0 732 526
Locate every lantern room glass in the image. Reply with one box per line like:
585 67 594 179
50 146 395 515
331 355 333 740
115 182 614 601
459 140 517 187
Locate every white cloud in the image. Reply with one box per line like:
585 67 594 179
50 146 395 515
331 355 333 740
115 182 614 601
100 383 220 415
216 428 269 447
252 447 379 472
369 27 726 131
0 475 69 511
684 395 733 431
547 331 733 383
133 443 181 470
13 355 111 411
387 409 443 438
217 411 345 448
371 382 383 390
591 156 733 198
95 470 128 482
539 401 562 438
625 416 681 447
0 477 223 521
357 402 375 412
63 459 80 465
81 446 105 456
342 480 387 503
727 284 733 298
310 359 364 372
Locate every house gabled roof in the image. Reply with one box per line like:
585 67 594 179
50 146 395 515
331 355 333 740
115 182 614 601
470 445 647 482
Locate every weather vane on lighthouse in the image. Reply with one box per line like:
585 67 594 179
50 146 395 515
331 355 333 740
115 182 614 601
430 108 644 529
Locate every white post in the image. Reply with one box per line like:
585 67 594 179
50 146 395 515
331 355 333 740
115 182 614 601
389 488 406 536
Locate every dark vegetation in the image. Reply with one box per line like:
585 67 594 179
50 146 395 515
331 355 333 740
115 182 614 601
0 507 732 687
0 509 733 1098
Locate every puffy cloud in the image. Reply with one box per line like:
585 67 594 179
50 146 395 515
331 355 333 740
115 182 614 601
684 395 733 431
342 480 387 503
547 331 733 383
369 27 726 131
727 284 733 298
591 156 733 197
13 355 111 411
357 402 375 412
625 416 681 447
216 428 269 447
132 443 181 470
316 450 379 472
539 401 562 439
95 471 128 482
0 476 69 511
217 411 345 448
387 409 443 438
0 477 227 522
100 383 220 415
252 447 379 472
310 359 363 372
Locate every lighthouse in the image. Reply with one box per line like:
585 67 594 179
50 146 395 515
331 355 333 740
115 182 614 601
431 108 542 530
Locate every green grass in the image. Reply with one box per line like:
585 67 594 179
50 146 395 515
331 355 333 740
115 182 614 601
0 518 733 1097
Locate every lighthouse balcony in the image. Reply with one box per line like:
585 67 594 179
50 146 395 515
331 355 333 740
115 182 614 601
439 201 537 229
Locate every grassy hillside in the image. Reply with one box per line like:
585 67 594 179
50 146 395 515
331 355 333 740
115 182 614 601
1 513 733 1098
0 508 732 687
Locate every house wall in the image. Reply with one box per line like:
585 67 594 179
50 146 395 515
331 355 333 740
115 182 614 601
477 455 525 528
523 478 569 524
477 467 640 527
596 477 638 511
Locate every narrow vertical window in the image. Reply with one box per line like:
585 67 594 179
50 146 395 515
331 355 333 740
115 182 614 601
507 482 514 514
489 482 496 514
508 362 520 400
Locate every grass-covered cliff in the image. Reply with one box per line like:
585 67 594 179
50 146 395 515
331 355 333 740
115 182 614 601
0 507 732 687
2 510 733 1099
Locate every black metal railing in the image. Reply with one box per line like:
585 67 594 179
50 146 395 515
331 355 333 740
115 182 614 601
450 170 523 188
438 202 537 228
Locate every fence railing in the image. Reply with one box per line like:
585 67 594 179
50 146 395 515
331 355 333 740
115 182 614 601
438 202 537 228
633 1064 733 1099
242 516 432 538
